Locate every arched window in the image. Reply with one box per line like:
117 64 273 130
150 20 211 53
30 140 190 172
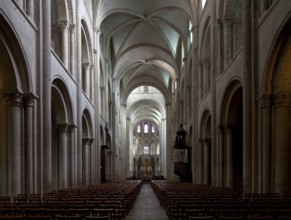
144 146 149 154
151 124 155 133
137 124 141 133
144 123 148 133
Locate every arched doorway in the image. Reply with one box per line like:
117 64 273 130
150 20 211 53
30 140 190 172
220 80 243 191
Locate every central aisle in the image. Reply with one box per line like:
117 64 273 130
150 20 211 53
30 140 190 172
125 183 168 220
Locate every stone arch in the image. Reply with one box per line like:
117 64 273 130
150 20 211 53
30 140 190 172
81 20 93 99
199 18 211 98
51 0 70 67
200 110 211 185
220 79 243 190
261 17 291 196
0 14 33 196
82 109 94 186
51 78 74 190
218 0 242 68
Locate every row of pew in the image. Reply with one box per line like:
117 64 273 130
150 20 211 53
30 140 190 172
0 180 143 219
151 180 291 220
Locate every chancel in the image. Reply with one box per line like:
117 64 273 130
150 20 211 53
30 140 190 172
0 0 291 219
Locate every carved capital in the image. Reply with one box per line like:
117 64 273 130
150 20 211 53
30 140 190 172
225 124 234 134
2 92 24 107
57 123 69 133
68 124 77 133
217 124 225 134
23 93 37 107
82 138 91 145
69 24 76 33
57 20 69 31
274 93 291 107
260 94 272 108
82 62 90 71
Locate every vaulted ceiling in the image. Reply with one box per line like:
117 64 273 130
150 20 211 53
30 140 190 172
98 0 196 102
97 0 197 130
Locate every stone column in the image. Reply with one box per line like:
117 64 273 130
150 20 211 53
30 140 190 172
261 95 271 193
26 0 34 19
199 60 204 99
217 125 225 187
24 93 36 194
165 103 173 180
42 0 52 193
90 65 94 100
89 138 95 184
204 138 211 185
217 19 223 73
223 18 233 67
274 93 290 195
4 92 23 196
82 63 90 95
210 1 217 187
83 138 90 185
68 125 76 187
0 95 7 195
203 58 210 93
225 124 233 188
76 0 82 186
58 20 69 69
242 0 253 193
58 124 68 188
198 139 203 184
69 24 76 76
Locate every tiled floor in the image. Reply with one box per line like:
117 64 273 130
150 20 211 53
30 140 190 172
125 183 169 220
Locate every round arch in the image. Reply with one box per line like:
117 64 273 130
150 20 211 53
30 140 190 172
261 17 291 196
0 14 32 196
219 79 243 190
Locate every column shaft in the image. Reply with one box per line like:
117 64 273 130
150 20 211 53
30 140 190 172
82 63 90 96
217 125 224 187
9 93 23 196
226 125 233 188
69 25 76 76
83 139 90 185
26 0 34 19
69 126 76 187
58 124 68 188
261 95 271 193
24 94 34 194
274 94 290 195
58 21 69 68
242 0 253 193
217 19 223 73
43 0 52 193
203 140 210 185
223 19 232 67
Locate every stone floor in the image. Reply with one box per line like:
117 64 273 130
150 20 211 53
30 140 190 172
125 183 169 220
